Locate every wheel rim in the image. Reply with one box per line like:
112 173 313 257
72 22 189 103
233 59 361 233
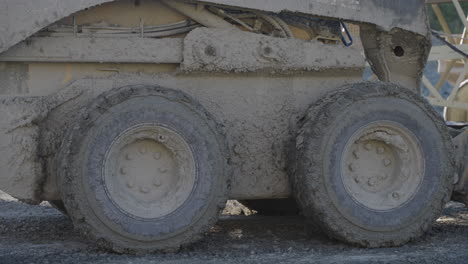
341 121 424 211
104 124 196 219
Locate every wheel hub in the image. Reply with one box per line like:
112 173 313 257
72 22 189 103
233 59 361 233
341 122 424 211
104 125 196 219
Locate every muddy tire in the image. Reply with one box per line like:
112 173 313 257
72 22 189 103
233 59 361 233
292 82 455 247
240 199 299 215
56 85 230 253
48 200 68 215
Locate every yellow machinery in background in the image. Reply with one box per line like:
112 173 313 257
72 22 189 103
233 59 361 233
425 0 468 121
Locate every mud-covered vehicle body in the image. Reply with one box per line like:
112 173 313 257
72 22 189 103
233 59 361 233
0 0 460 253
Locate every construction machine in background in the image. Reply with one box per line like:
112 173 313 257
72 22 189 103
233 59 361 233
421 0 468 205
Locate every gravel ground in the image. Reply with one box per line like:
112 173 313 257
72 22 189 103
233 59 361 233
1 192 468 264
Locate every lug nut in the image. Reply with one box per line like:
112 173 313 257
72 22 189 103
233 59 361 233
392 192 400 200
153 152 161 160
401 169 409 178
140 186 151 194
153 178 162 187
120 167 127 175
126 181 134 188
364 142 372 151
383 159 391 167
139 146 148 154
377 146 385 154
352 150 359 159
348 164 354 172
125 153 133 160
159 168 168 173
233 144 242 155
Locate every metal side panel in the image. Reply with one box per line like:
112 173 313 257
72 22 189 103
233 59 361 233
0 0 113 54
182 28 365 73
0 0 429 54
200 0 429 36
0 37 183 63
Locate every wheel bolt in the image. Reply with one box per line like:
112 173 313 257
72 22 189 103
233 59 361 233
126 181 134 188
348 164 354 172
153 152 161 160
383 159 391 167
125 153 133 160
120 167 127 175
401 169 409 178
377 146 385 154
367 178 375 187
392 192 400 200
352 150 359 159
364 143 372 151
139 146 148 154
153 178 162 187
140 186 150 194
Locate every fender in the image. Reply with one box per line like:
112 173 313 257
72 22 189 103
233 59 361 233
0 0 429 54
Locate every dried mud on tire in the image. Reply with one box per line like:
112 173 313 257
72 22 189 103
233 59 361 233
1 192 468 264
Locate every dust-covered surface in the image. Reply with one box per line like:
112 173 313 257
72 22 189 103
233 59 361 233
1 191 468 264
0 0 429 55
182 28 365 73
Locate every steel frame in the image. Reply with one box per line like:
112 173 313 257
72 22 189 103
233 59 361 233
424 0 468 112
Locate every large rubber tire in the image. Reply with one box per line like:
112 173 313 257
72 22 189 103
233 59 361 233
292 82 455 247
48 200 68 216
56 85 230 253
240 199 300 215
